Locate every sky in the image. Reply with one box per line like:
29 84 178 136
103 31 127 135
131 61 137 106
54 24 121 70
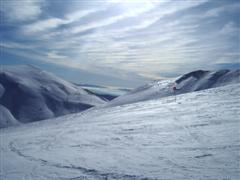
0 0 239 87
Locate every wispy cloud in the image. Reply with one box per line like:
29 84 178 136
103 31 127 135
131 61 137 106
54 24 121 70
220 22 239 35
0 0 45 22
0 41 39 49
205 2 240 17
22 9 100 34
69 1 160 35
47 51 68 60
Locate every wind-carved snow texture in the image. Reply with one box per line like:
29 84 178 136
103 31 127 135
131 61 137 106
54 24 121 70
107 69 240 107
0 84 239 179
0 65 106 126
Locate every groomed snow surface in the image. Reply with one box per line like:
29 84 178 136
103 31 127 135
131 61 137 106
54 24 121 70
1 84 239 180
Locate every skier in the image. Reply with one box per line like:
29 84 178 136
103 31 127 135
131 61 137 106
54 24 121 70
172 83 179 102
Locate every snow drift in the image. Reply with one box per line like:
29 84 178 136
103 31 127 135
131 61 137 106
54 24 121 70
107 69 240 107
0 65 106 125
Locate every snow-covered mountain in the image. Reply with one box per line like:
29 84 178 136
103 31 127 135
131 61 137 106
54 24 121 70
0 65 106 126
107 69 240 107
79 84 131 101
1 84 239 179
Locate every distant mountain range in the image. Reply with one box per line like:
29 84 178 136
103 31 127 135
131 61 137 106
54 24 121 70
76 84 131 101
0 65 239 128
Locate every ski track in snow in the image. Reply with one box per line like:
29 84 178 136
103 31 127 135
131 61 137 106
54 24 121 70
0 84 240 179
8 141 146 180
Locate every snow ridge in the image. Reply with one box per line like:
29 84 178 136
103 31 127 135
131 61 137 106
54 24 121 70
107 69 239 107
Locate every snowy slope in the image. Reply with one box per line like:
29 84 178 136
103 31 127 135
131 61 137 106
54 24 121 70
0 65 106 124
107 69 240 107
0 84 18 128
0 84 239 180
0 105 19 128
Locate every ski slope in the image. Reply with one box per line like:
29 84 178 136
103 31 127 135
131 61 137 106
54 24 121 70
1 84 239 180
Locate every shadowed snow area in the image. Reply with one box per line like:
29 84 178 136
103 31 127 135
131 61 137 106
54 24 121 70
0 105 19 128
0 84 239 179
107 69 240 107
0 65 106 126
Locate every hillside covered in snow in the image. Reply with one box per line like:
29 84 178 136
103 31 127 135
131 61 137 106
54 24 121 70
0 83 239 179
78 84 131 101
107 69 240 107
0 65 106 127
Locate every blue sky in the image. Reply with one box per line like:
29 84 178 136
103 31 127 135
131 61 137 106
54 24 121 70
0 0 239 87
